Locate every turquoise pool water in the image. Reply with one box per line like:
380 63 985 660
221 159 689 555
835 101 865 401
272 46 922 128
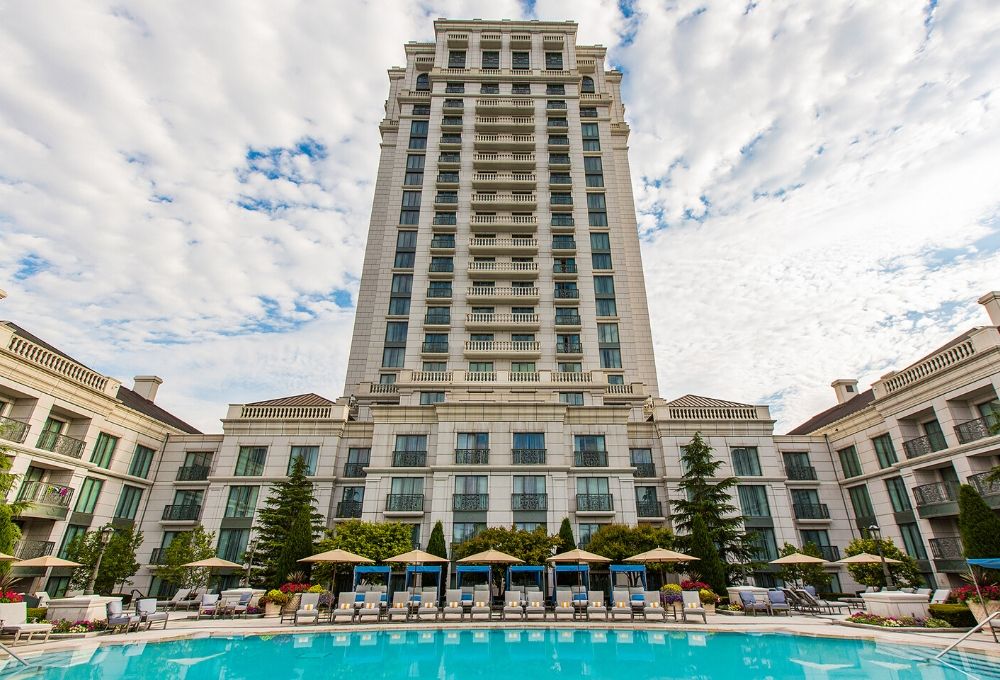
4 629 999 679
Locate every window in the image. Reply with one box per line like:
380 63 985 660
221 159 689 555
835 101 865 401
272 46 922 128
747 528 779 561
59 524 88 558
838 445 863 478
388 297 410 315
581 76 595 93
582 122 601 151
899 523 928 560
885 476 913 512
482 51 499 68
847 485 875 521
578 523 601 547
546 83 565 95
731 447 762 476
588 212 608 227
469 361 494 373
560 392 584 405
385 321 409 344
395 435 427 452
445 82 464 93
404 155 424 185
234 446 267 476
382 348 405 368
512 83 530 95
401 190 421 208
584 156 604 187
453 522 486 543
514 432 544 449
457 432 489 451
390 477 424 494
586 193 606 211
90 432 118 468
391 274 413 295
738 485 770 517
577 477 609 494
574 435 606 453
415 73 429 91
173 489 203 507
288 446 319 475
872 434 897 468
217 528 250 563
129 444 155 478
422 361 447 372
607 374 624 385
419 392 445 405
544 52 563 70
511 362 535 373
448 50 466 68
600 349 622 369
782 451 812 477
800 529 831 550
408 120 428 150
394 252 415 270
225 486 260 518
630 448 653 467
515 522 542 531
512 51 529 70
558 362 582 373
112 485 142 520
427 281 452 297
580 106 598 118
590 233 611 253
400 209 420 225
412 104 430 116
480 83 499 94
379 374 396 384
74 477 103 514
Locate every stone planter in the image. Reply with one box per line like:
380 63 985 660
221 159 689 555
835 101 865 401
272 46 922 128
716 609 744 616
263 602 282 618
967 600 1000 623
704 603 716 615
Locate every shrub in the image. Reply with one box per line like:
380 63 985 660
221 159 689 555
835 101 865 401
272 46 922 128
259 589 290 606
680 580 710 591
926 618 952 628
847 612 950 629
929 604 977 628
698 588 720 605
722 603 742 612
51 619 109 634
307 585 324 593
659 583 682 604
27 607 47 622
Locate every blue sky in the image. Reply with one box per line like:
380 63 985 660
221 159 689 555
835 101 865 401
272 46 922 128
1 0 999 432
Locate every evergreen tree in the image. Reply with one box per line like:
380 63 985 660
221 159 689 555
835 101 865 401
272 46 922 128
157 526 217 590
427 521 448 559
558 518 576 550
65 525 143 594
254 456 325 585
958 484 1000 558
671 432 754 583
688 515 727 595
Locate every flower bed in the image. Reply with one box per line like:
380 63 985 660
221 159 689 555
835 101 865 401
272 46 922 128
51 619 110 634
846 612 951 629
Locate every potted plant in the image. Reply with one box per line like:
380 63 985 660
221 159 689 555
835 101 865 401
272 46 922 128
951 584 1000 623
0 590 25 627
259 590 290 617
660 584 683 615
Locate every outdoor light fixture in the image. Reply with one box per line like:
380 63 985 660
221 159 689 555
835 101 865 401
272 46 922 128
85 525 117 596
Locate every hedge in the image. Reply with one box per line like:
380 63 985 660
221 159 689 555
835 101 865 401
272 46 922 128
27 607 47 621
929 604 976 628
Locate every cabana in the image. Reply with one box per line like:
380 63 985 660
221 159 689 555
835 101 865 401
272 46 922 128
936 557 1000 657
405 565 444 597
353 565 391 589
507 565 545 592
609 564 647 589
553 564 590 601
455 564 491 596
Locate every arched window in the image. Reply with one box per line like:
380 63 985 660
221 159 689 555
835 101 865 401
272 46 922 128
581 76 595 94
416 73 430 91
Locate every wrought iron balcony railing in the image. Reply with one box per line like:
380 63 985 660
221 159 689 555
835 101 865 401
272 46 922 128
792 502 830 520
16 480 74 507
785 465 818 481
35 430 85 458
913 481 960 507
386 494 424 512
453 494 489 511
902 432 948 459
176 465 210 481
343 463 368 478
455 448 489 464
636 500 663 517
392 450 427 467
512 493 548 511
162 504 202 521
15 539 54 560
574 450 608 467
336 500 363 518
577 494 613 512
0 416 29 444
557 342 583 353
816 545 841 561
928 536 963 560
633 463 656 478
512 448 546 464
955 415 1000 444
969 471 1000 497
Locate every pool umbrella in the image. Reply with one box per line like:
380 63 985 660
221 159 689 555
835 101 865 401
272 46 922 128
299 549 373 594
459 549 523 596
836 553 901 565
770 553 827 565
548 549 610 590
386 549 449 592
182 557 243 592
625 548 699 564
0 552 18 562
15 555 81 594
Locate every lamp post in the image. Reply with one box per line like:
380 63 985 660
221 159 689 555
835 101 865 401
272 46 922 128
868 525 895 590
84 526 116 596
241 539 258 588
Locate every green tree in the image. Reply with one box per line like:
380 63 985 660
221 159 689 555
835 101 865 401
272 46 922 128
958 484 1000 558
65 525 143 594
687 515 727 595
776 542 831 589
0 448 26 591
558 518 576 550
452 526 562 565
156 526 217 590
427 521 448 559
316 520 414 563
254 456 325 585
586 524 675 586
272 506 318 585
671 433 754 583
844 536 923 588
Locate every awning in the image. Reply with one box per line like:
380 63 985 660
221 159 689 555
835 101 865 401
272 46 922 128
353 565 391 587
968 558 1000 570
610 564 647 588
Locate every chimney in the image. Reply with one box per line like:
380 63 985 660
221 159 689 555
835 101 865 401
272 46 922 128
831 379 859 405
979 291 1000 327
132 376 163 402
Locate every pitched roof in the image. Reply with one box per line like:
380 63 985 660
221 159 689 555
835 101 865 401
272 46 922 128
116 385 201 434
245 393 335 407
665 394 756 409
786 388 875 435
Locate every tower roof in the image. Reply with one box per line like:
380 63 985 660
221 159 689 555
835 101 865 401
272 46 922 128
244 393 335 407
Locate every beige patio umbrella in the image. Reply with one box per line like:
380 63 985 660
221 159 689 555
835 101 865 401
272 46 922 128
15 556 81 568
181 557 243 569
299 549 374 594
547 548 611 564
0 552 18 562
625 548 700 564
770 552 827 565
457 549 523 565
384 549 450 564
836 553 901 565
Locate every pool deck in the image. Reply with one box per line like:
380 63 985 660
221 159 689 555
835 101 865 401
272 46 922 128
4 611 998 663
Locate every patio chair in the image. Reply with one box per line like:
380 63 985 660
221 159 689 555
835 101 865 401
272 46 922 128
781 588 818 614
473 586 490 609
416 598 440 621
503 592 525 620
441 590 464 621
643 591 667 621
32 592 50 609
553 594 575 620
106 600 140 633
630 589 646 614
524 592 546 621
738 591 770 616
555 588 572 610
611 592 632 621
470 595 492 621
295 593 321 625
795 589 849 615
357 591 381 622
333 592 356 623
587 590 607 620
766 590 791 615
930 589 951 604
197 594 220 619
388 592 410 622
572 586 589 613
174 591 203 611
681 591 706 624
0 606 52 644
214 594 240 618
136 598 169 630
155 588 190 610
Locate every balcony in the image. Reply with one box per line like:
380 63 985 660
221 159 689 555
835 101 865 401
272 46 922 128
553 262 578 275
476 97 534 114
955 415 1000 444
455 448 490 464
386 494 424 513
441 117 463 130
336 500 363 518
467 261 538 278
392 450 427 467
633 463 656 478
555 314 582 328
464 340 540 358
421 342 449 355
148 547 167 565
426 287 453 300
433 214 458 227
15 539 55 560
929 535 966 572
466 286 539 302
785 465 818 481
636 500 663 518
473 152 535 169
551 215 575 229
969 472 1000 508
424 312 451 327
574 451 608 467
470 192 536 209
549 193 573 210
475 116 534 132
552 237 577 251
465 312 539 330
429 261 454 274
577 494 614 513
554 288 579 300
556 342 584 356
792 502 831 520
438 153 461 168
343 463 367 478
436 174 460 188
162 504 202 522
16 481 74 520
902 432 948 459
430 236 456 250
469 237 537 254
547 119 569 132
0 416 29 444
512 448 546 464
474 133 535 150
35 430 85 459
176 465 210 482
512 493 548 511
439 135 462 149
453 494 489 511
472 171 536 189
470 213 537 232
913 481 960 518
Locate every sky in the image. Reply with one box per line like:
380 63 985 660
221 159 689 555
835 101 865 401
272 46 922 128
1 0 999 433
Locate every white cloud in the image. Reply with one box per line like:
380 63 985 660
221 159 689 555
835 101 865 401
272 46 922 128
0 0 998 432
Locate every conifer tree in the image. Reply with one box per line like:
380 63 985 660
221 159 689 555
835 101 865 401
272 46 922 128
958 484 1000 559
427 521 448 559
688 515 727 595
558 518 576 550
254 456 325 584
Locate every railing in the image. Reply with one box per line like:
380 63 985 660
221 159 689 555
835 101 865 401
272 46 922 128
557 343 583 354
913 481 960 507
468 261 538 274
15 539 54 560
554 288 579 299
512 448 546 464
553 263 578 274
606 384 635 395
512 493 548 511
162 504 202 521
7 334 109 391
816 545 841 561
785 465 818 481
474 134 535 145
955 415 1000 444
409 371 452 382
433 215 457 225
574 451 608 467
467 372 496 382
475 117 534 127
392 450 427 467
881 339 975 394
969 471 1000 497
666 405 759 420
473 152 535 163
343 463 367 478
239 404 333 419
577 494 613 511
551 216 575 226
436 175 460 184
633 463 656 478
369 383 397 394
470 214 537 225
546 101 567 110
929 536 963 560
438 153 461 164
17 480 74 507
426 287 453 298
472 171 536 182
455 448 490 464
424 313 451 325
465 340 540 353
386 494 424 512
470 237 537 249
430 237 456 249
35 430 85 458
636 501 663 517
149 547 167 565
792 502 830 520
555 315 582 326
429 262 454 272
336 501 363 518
549 154 571 165
476 97 533 108
0 416 29 444
552 372 592 383
176 465 210 481
902 432 948 459
471 193 537 204
453 494 489 511
510 371 539 382
552 238 577 250
467 286 539 298
466 312 538 326
421 342 449 353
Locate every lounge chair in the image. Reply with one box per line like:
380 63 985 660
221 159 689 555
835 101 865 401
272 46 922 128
587 590 607 620
333 592 356 623
470 595 492 621
643 591 666 621
388 592 410 622
524 591 546 620
416 598 439 621
136 598 169 630
739 591 770 616
915 588 932 598
174 591 203 611
630 589 646 615
572 586 589 614
781 588 818 614
106 600 140 633
611 592 632 621
295 593 321 625
681 591 706 624
930 589 950 604
357 591 381 622
156 588 191 610
197 594 220 619
796 589 849 615
766 590 790 615
0 607 52 644
441 590 464 621
503 592 525 620
553 592 575 620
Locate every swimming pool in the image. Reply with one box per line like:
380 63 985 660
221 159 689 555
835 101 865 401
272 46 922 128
4 629 998 679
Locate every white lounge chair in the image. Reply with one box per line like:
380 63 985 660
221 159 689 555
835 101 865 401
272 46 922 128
470 595 491 621
388 592 410 622
611 592 632 621
930 589 950 604
587 590 607 620
156 588 191 610
503 592 525 620
416 599 439 621
136 598 169 629
106 600 140 633
0 607 52 644
174 590 203 611
643 591 666 621
681 591 706 623
197 594 220 619
553 593 575 621
524 591 546 620
441 589 464 621
333 592 356 623
357 591 381 622
294 593 321 625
